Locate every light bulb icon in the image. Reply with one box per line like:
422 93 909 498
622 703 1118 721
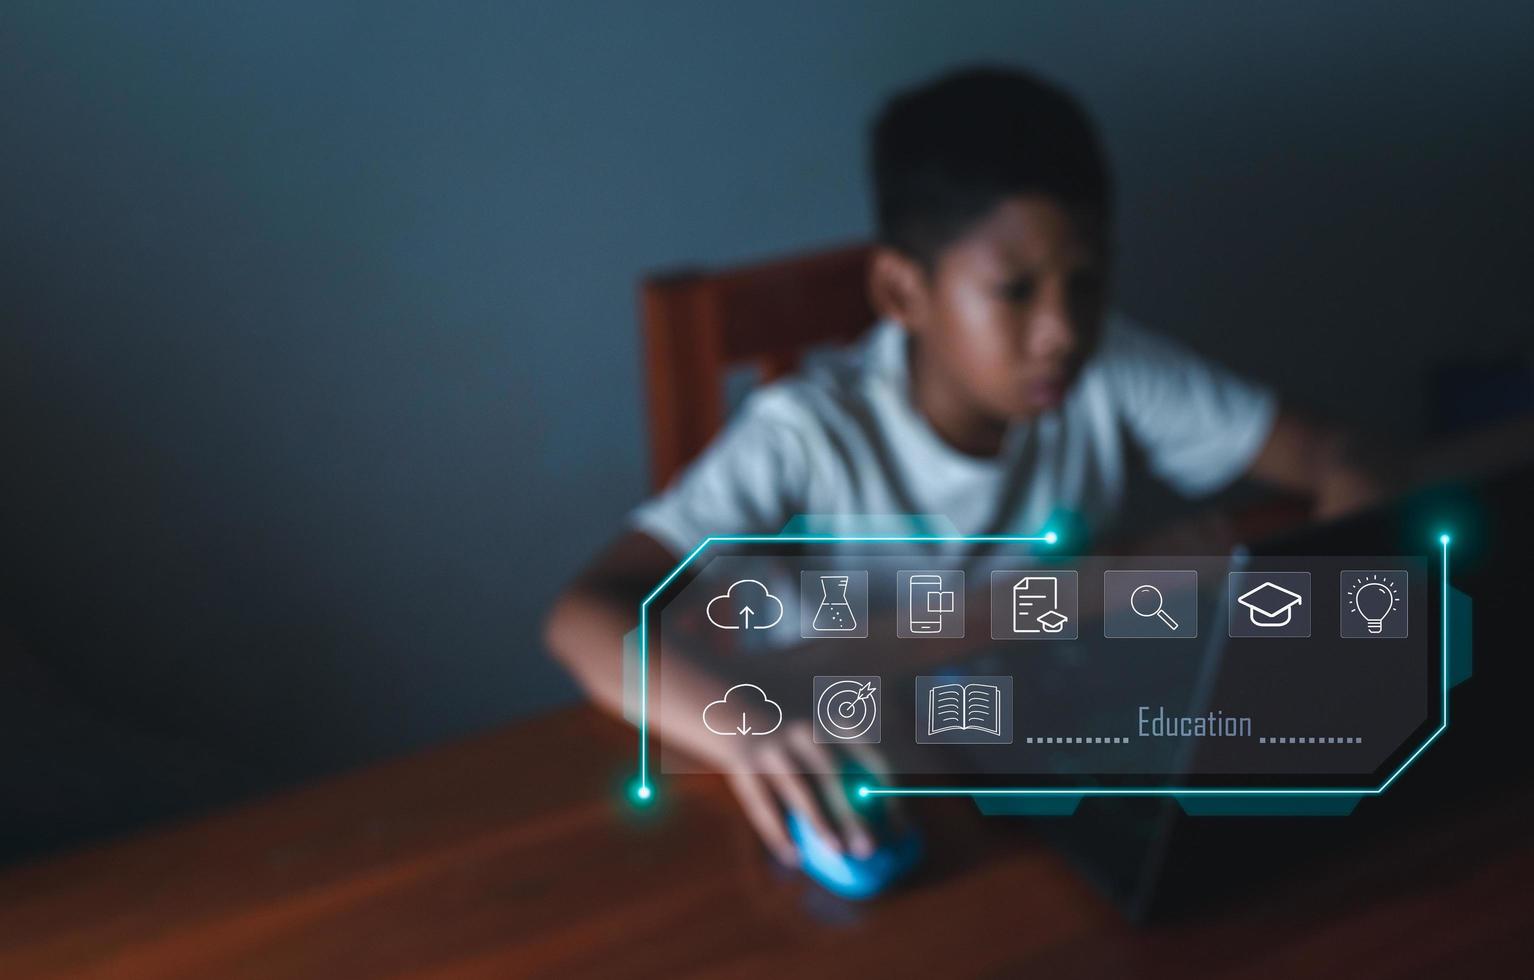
1354 582 1393 633
1346 573 1403 636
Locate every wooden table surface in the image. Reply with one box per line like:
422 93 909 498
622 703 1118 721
7 424 1534 977
0 703 1530 979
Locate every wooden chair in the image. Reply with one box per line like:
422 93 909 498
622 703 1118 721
639 242 876 490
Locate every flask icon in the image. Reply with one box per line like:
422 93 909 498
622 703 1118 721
812 574 857 632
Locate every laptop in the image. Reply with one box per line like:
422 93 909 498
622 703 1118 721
1035 460 1534 921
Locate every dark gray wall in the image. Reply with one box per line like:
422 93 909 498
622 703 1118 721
2 2 1530 775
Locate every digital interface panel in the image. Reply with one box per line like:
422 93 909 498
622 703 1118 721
642 538 1447 795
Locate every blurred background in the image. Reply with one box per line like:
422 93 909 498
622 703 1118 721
1 1 1530 859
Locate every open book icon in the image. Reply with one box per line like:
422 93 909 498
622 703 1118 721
927 682 1001 736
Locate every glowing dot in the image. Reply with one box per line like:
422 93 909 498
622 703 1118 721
857 785 870 798
636 784 652 801
1044 531 1058 544
1439 534 1451 545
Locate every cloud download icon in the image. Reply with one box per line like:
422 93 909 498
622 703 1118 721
702 683 783 736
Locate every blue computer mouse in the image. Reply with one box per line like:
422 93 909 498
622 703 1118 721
786 786 923 899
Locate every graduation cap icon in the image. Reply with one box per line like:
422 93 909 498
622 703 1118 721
1238 581 1303 628
1037 609 1069 633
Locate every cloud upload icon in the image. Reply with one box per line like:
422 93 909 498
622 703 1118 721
706 579 784 630
702 684 783 736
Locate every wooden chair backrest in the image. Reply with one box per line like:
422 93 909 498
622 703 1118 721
639 242 875 490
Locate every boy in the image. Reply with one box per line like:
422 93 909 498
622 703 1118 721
545 67 1378 867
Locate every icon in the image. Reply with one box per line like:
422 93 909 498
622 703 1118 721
910 575 953 632
1014 576 1066 633
1341 570 1408 638
1037 609 1069 632
1354 583 1392 632
1103 570 1198 638
813 676 881 743
1228 572 1311 637
814 575 857 631
1131 585 1177 630
991 571 1078 640
915 675 1013 743
1240 583 1300 626
706 579 784 631
1350 576 1396 633
897 570 965 638
799 570 869 638
702 683 783 736
927 682 999 736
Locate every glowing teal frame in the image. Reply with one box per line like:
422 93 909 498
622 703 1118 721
631 532 1450 804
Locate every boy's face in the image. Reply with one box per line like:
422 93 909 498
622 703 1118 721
880 195 1109 422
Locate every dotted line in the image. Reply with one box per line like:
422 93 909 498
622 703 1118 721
1022 735 1364 745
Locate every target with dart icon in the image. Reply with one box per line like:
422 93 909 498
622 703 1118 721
813 676 881 743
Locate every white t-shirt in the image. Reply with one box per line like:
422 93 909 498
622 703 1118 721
632 315 1276 556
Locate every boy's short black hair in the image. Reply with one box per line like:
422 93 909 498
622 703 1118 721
871 66 1112 266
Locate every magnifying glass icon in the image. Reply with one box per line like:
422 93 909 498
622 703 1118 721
1130 584 1179 631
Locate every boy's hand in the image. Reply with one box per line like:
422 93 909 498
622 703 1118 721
1313 464 1383 520
1249 411 1386 520
544 531 905 869
723 720 889 867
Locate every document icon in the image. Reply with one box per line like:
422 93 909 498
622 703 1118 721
990 570 1079 641
1012 576 1067 633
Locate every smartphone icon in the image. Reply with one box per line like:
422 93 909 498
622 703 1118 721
908 574 954 633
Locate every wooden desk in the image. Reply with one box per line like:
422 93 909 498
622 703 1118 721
6 425 1534 978
0 704 1530 979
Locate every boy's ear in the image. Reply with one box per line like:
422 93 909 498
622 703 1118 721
867 246 933 332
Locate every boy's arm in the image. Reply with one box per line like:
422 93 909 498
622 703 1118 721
544 531 673 722
543 530 877 865
1245 410 1386 518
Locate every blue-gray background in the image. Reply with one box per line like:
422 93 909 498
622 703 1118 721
1 2 1530 815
